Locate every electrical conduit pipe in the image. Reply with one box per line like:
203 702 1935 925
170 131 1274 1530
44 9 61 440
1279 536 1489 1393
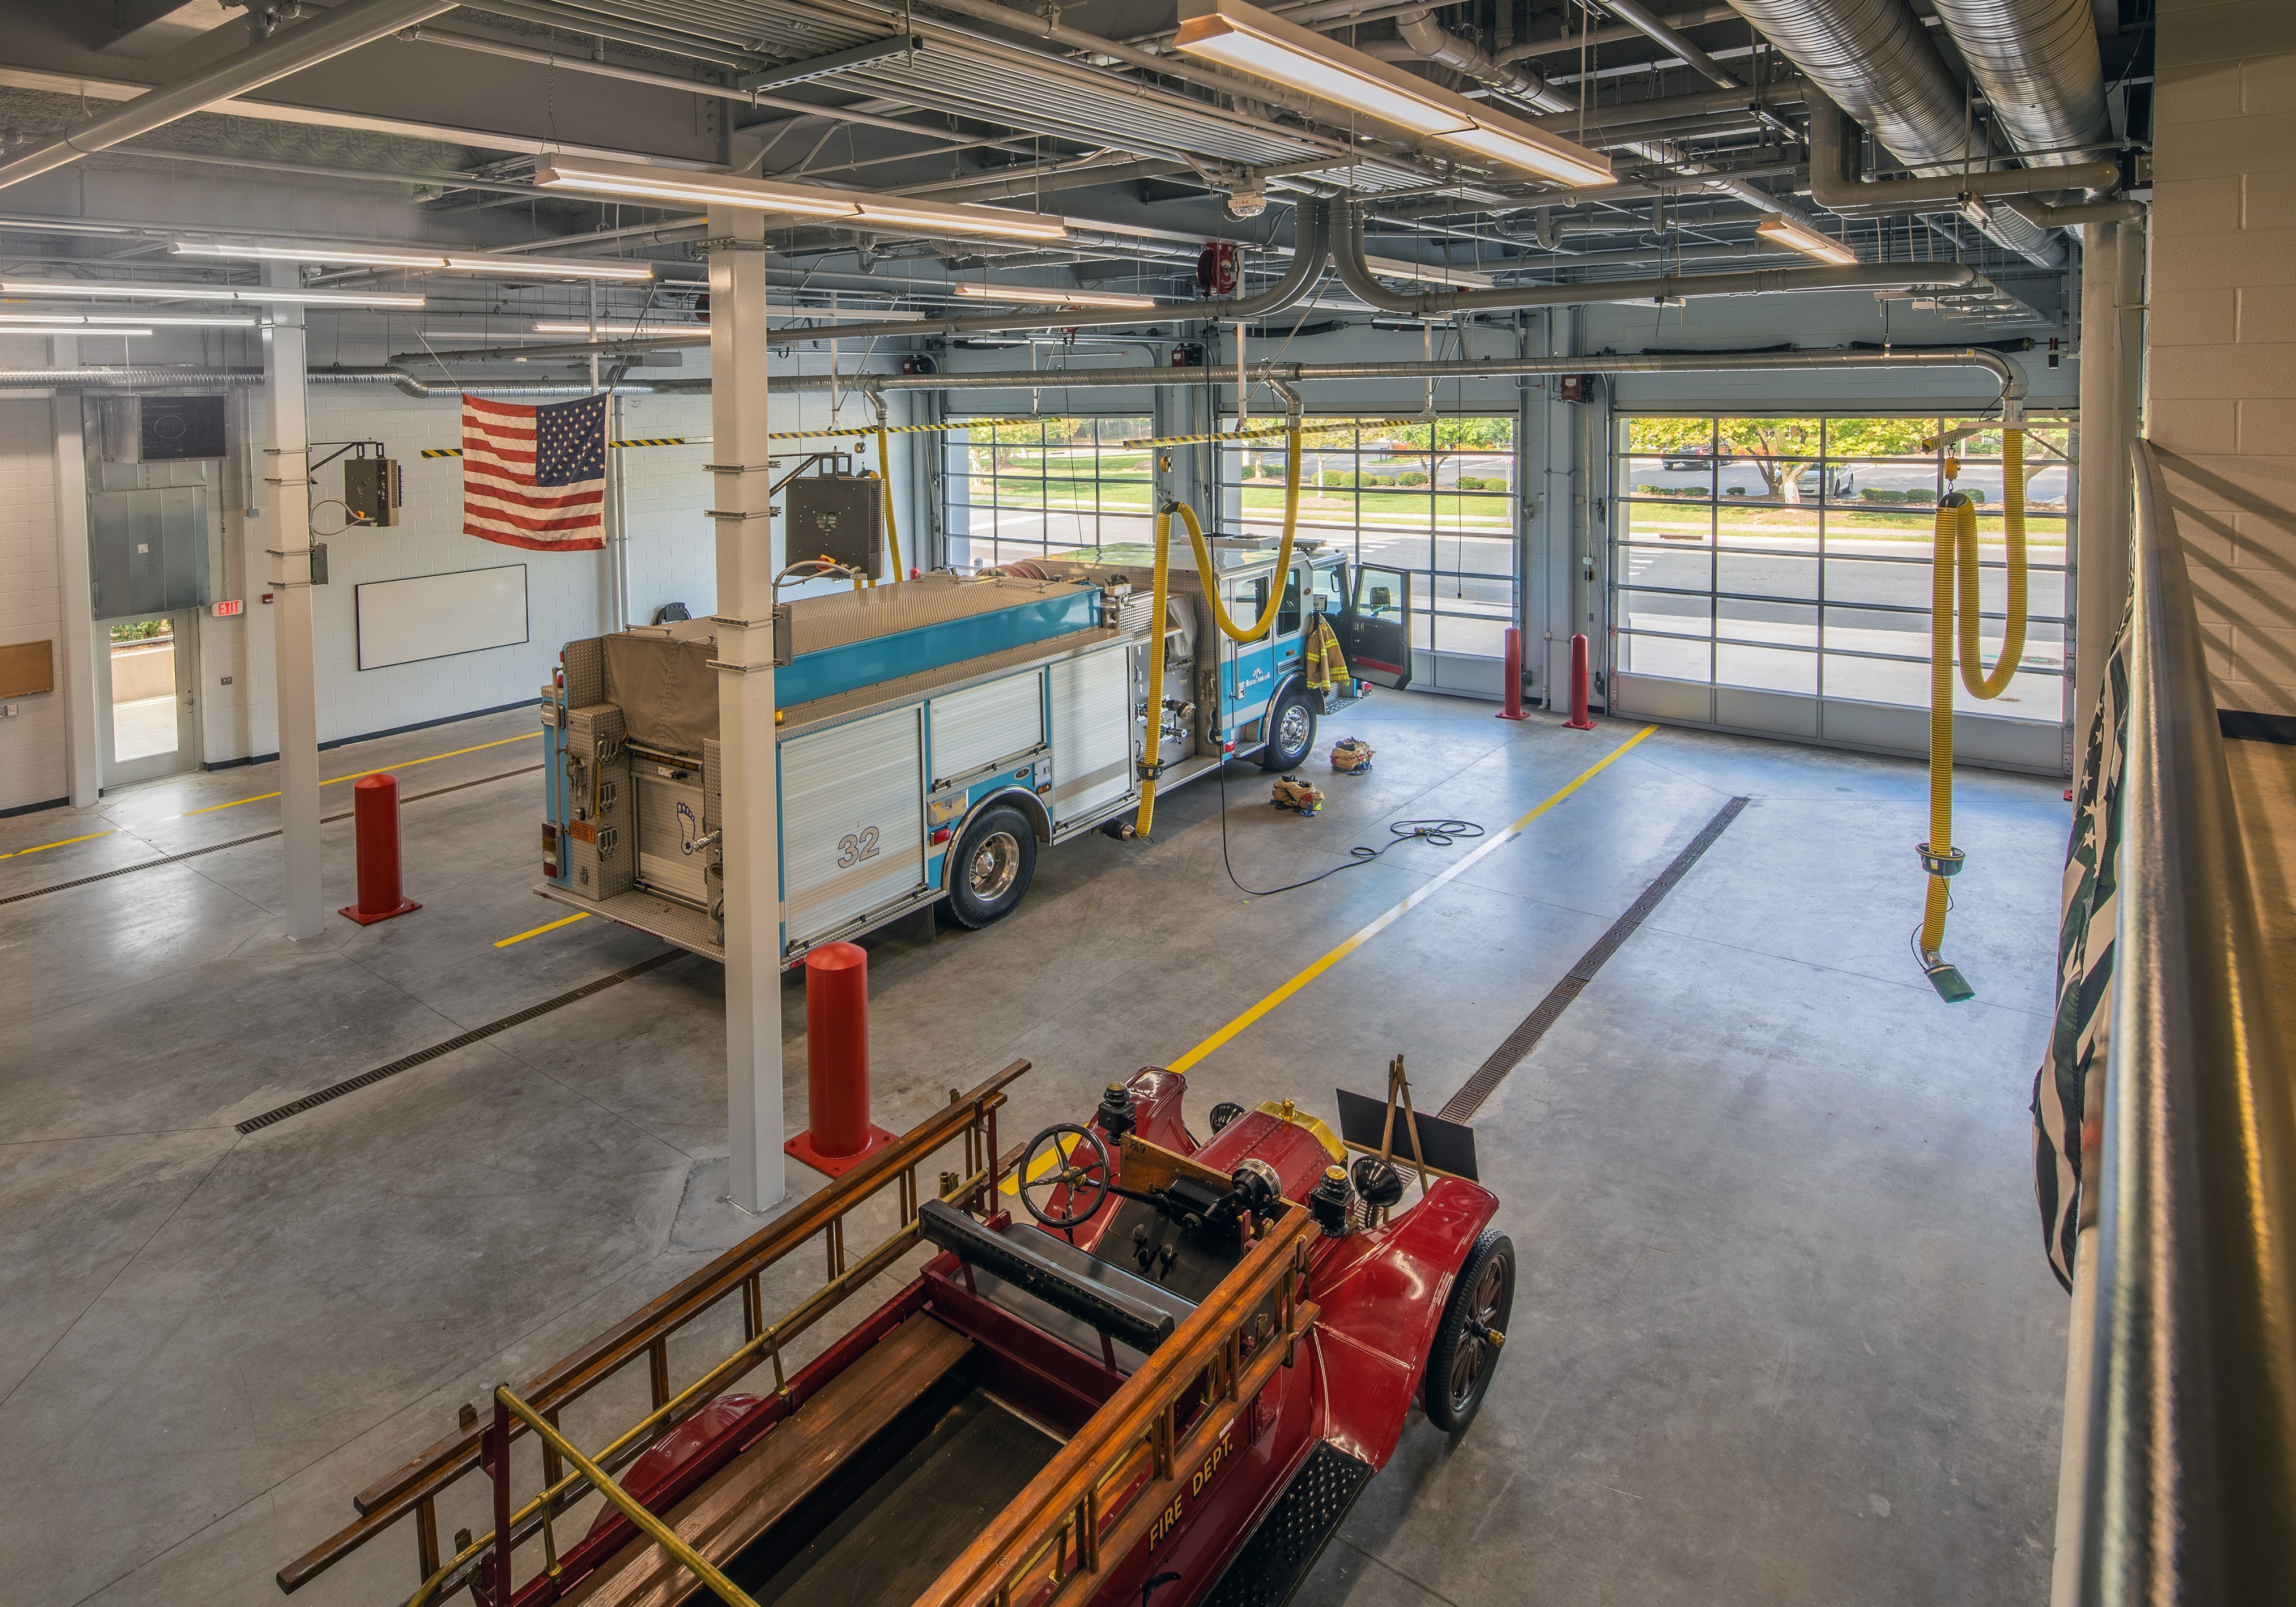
1916 428 2030 1002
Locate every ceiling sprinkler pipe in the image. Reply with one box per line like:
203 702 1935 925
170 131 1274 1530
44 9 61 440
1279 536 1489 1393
394 202 1331 367
0 367 654 396
1806 92 2119 215
1330 204 1976 317
814 346 2029 410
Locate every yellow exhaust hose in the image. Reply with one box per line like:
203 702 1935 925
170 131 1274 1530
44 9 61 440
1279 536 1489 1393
1134 413 1305 839
1918 428 2028 1000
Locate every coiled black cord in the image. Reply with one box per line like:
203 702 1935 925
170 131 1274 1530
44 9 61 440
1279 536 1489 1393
1213 758 1484 896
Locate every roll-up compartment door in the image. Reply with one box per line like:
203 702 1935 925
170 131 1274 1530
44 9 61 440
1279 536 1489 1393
1049 642 1135 826
780 706 926 947
929 669 1045 785
634 767 709 906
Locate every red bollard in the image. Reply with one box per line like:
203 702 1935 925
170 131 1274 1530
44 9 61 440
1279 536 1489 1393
1565 632 1596 730
785 941 895 1177
338 774 421 925
1495 626 1531 721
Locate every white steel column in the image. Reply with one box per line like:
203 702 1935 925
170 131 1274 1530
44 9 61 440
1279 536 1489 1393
51 337 99 807
2074 221 2135 739
708 204 786 1214
264 263 324 940
1541 309 1585 704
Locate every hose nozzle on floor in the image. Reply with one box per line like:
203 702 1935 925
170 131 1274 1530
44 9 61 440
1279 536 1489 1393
1917 940 1975 1003
1915 842 1973 1001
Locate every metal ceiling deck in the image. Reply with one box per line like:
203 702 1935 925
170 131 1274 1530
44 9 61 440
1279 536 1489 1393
551 0 1449 193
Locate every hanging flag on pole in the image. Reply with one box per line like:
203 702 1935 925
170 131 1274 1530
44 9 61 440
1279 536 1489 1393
460 392 608 551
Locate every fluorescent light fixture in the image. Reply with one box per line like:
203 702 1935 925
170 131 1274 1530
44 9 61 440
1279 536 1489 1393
5 325 155 336
951 283 1161 309
532 156 1068 243
1756 216 1859 266
169 239 654 281
0 279 426 308
0 311 258 327
1360 253 1495 289
1173 0 1612 187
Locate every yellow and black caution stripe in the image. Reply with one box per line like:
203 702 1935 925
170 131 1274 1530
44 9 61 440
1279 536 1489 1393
420 436 701 458
1122 418 1421 448
419 418 1034 455
766 416 1035 441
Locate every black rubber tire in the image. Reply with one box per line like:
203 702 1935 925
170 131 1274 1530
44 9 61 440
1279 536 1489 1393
1257 685 1317 772
1424 1229 1514 1433
941 805 1037 929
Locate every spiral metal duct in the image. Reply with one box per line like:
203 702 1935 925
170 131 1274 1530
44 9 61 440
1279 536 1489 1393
1927 0 2113 162
1724 0 2063 262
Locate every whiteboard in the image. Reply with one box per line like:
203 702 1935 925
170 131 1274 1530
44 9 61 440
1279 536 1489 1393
355 564 529 671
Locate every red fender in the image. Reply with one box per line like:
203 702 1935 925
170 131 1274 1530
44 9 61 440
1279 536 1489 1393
1302 1177 1498 1468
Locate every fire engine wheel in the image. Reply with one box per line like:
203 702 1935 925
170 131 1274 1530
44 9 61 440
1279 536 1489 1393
1258 688 1317 772
943 806 1037 929
1425 1229 1515 1433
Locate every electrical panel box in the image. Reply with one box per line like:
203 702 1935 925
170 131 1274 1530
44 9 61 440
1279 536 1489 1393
88 486 210 618
344 457 401 526
98 394 227 462
784 474 883 576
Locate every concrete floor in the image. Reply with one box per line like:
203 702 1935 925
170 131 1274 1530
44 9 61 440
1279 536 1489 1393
0 690 2073 1607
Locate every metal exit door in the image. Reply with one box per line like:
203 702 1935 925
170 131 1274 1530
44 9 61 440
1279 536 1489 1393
96 612 201 787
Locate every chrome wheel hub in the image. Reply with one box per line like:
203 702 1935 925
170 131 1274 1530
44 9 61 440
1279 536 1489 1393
1278 702 1312 752
968 830 1021 900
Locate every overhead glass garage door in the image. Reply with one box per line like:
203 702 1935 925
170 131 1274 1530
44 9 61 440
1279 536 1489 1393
1609 413 2073 774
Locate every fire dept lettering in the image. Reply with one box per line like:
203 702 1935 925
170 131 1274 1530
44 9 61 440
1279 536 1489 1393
1149 1429 1236 1550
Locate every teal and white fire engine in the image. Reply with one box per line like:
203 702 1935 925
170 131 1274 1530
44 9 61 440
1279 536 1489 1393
537 538 1411 961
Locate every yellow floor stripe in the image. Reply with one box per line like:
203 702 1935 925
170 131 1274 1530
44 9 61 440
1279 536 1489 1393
495 911 589 948
0 829 117 862
1167 725 1659 1075
177 730 540 818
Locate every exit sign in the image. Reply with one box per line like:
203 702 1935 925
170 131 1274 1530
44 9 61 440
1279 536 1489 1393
211 599 244 618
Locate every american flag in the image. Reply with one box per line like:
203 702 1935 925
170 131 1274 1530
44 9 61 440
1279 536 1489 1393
461 392 608 551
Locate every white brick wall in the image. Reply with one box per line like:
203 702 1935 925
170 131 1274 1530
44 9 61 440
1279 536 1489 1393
2152 0 2296 716
0 393 65 812
196 380 918 760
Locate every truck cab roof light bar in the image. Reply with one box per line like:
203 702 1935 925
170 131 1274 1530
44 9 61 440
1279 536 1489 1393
168 240 656 281
532 156 1070 244
1173 0 1614 187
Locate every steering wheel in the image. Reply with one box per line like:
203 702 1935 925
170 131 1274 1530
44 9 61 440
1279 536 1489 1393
1018 1123 1114 1230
